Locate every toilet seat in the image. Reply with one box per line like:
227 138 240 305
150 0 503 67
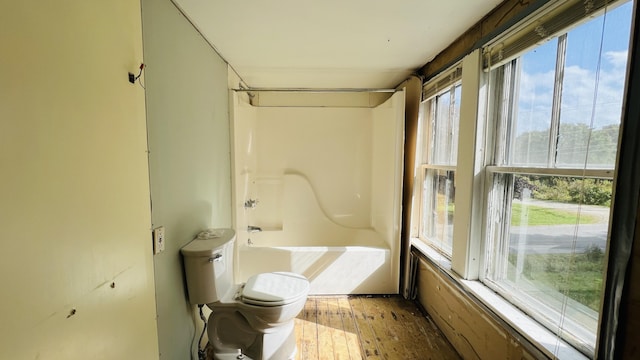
242 272 310 307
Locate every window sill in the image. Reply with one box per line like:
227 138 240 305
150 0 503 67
411 239 452 270
411 238 589 360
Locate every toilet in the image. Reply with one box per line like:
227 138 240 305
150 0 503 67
181 229 309 360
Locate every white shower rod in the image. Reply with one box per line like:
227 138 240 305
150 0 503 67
232 87 397 93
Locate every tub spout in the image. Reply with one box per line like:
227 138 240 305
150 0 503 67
247 225 262 233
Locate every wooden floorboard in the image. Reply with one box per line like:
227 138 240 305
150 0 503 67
206 295 460 360
295 295 460 360
299 298 319 360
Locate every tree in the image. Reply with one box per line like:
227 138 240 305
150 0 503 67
513 123 619 167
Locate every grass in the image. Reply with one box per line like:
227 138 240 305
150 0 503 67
509 247 605 311
511 202 598 226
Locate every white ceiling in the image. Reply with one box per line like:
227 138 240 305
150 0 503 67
172 0 503 89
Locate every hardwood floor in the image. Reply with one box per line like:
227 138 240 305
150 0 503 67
294 296 460 360
204 295 460 359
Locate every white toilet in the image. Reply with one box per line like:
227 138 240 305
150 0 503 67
181 229 309 360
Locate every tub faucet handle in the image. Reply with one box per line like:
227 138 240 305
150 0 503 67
244 198 259 209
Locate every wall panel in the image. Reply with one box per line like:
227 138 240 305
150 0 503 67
0 1 158 358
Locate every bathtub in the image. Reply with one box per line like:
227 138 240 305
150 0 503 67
231 91 405 295
237 228 394 295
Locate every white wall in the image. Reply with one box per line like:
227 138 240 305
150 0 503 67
141 0 232 358
255 106 374 228
371 91 405 245
372 91 406 289
0 1 158 359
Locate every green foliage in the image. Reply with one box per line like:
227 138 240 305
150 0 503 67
585 244 605 262
511 202 598 226
509 247 605 311
530 177 612 206
513 123 619 167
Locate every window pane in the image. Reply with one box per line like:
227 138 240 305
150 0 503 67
492 174 612 345
557 2 632 168
431 85 461 165
421 169 455 255
511 40 557 166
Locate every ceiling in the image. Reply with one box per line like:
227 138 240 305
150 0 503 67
171 0 503 89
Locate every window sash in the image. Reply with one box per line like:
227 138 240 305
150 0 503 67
419 165 456 257
482 168 612 355
491 34 621 170
417 70 462 258
424 84 461 166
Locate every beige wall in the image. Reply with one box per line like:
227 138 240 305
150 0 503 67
416 258 539 360
0 1 158 359
141 0 232 359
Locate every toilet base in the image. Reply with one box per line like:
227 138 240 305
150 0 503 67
210 312 298 360
212 351 245 360
212 349 297 360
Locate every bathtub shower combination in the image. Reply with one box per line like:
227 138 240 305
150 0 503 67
231 91 405 294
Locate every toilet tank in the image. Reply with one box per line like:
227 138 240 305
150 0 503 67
180 229 235 305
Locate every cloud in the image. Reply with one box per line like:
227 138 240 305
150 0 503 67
605 50 629 69
515 70 555 133
514 50 628 133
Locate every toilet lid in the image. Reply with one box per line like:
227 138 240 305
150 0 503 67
242 272 309 306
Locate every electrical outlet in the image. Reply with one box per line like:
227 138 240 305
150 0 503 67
153 226 165 254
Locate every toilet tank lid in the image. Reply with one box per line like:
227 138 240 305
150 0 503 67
242 272 309 303
180 229 235 257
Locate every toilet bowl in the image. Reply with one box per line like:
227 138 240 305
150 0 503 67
180 229 309 360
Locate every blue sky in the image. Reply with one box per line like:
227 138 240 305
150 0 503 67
515 0 633 134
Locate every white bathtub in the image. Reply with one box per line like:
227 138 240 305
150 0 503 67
231 93 404 295
237 228 394 295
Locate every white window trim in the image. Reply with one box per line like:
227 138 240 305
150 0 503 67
486 166 615 179
450 49 484 279
414 49 485 273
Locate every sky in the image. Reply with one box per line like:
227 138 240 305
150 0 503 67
514 0 633 134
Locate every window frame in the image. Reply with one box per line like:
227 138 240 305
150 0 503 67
409 0 633 357
416 67 464 258
482 4 626 355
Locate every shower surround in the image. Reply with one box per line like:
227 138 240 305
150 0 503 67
231 91 405 294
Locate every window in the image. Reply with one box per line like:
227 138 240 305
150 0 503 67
410 0 634 357
482 1 632 355
417 72 462 257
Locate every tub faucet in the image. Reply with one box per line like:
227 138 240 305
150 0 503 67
244 198 259 209
247 225 262 233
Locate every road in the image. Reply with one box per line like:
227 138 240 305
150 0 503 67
509 200 610 255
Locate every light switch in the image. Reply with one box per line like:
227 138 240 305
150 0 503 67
153 226 165 254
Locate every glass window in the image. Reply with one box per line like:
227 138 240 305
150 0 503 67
483 2 632 355
511 40 557 166
418 83 461 257
421 169 455 255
